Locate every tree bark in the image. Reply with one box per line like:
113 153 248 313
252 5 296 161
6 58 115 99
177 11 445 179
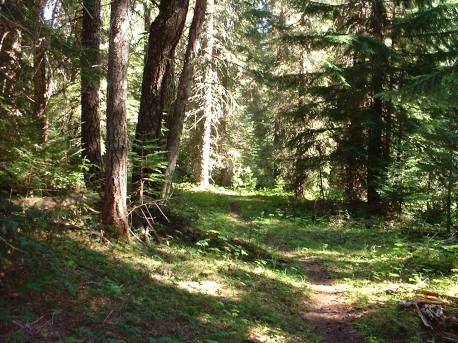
81 0 102 176
199 0 215 188
102 0 130 240
162 0 207 197
132 0 189 195
0 0 21 118
0 5 21 96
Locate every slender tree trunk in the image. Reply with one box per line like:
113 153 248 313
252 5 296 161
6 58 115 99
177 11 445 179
81 0 102 176
163 0 207 197
102 0 130 240
272 122 280 180
217 61 229 187
132 0 189 196
395 108 406 214
367 0 385 212
200 101 213 188
33 0 48 141
446 111 455 233
199 0 215 188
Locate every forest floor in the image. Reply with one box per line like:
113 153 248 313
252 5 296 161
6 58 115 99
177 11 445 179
230 201 364 342
300 258 364 343
1 187 458 342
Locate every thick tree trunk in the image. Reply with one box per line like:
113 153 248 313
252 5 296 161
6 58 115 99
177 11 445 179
199 0 215 188
0 12 21 95
102 0 130 240
33 0 48 141
81 0 102 176
162 0 207 197
132 0 189 196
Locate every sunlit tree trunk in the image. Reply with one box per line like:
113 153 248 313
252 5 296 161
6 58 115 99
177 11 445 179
132 0 189 196
199 0 215 188
33 0 48 141
81 0 102 177
0 0 22 150
163 0 207 197
0 4 21 97
0 1 21 117
102 0 130 240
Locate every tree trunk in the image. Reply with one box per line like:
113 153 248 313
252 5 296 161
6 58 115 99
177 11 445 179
33 0 48 141
199 0 215 188
132 0 189 196
162 0 207 197
367 0 385 212
446 111 455 233
81 0 102 177
0 1 21 119
0 4 21 98
102 0 130 240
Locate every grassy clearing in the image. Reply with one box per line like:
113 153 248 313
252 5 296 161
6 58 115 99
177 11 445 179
1 187 457 342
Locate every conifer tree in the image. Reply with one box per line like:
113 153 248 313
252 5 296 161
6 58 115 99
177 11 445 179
163 0 207 196
199 0 216 188
103 0 131 239
81 0 103 178
33 0 48 141
132 0 189 198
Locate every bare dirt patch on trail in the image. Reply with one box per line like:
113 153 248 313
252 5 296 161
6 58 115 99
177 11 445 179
300 258 365 343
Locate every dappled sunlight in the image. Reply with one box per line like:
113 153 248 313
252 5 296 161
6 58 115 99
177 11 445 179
246 325 289 343
2 188 457 342
176 280 232 297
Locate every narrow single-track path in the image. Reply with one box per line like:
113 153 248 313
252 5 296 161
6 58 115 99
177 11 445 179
230 202 365 342
300 258 365 343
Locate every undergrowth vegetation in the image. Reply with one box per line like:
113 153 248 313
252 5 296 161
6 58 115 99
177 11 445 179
1 187 457 342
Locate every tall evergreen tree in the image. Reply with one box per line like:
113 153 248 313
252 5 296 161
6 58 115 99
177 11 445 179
81 0 103 178
33 0 48 141
163 0 207 197
199 0 216 188
103 0 131 239
132 0 189 198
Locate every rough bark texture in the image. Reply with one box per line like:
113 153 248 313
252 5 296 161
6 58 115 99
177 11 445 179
162 0 207 197
81 0 102 174
102 0 130 240
0 1 21 120
199 0 215 188
132 0 189 190
0 6 21 95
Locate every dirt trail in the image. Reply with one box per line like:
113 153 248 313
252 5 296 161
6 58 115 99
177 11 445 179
230 203 364 342
300 258 365 343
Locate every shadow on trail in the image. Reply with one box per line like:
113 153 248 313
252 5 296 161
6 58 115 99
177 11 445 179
2 191 450 342
1 229 318 342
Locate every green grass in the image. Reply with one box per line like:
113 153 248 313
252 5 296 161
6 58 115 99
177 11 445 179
0 187 457 342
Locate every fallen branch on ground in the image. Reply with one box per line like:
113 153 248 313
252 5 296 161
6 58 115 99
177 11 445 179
402 298 458 341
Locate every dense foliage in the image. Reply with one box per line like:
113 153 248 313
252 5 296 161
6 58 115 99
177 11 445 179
1 0 457 226
1 1 458 342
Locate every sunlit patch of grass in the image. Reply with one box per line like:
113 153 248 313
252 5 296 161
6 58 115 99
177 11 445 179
2 187 457 342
